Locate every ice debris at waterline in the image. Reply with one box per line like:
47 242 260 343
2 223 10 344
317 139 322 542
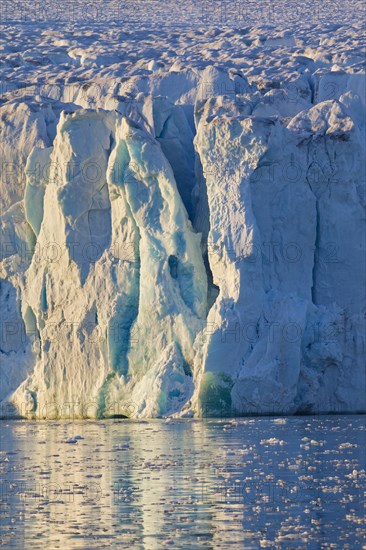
0 60 365 418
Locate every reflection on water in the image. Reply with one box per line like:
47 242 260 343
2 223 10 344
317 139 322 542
0 416 365 548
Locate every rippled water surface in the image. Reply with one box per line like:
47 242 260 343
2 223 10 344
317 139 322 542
0 416 365 548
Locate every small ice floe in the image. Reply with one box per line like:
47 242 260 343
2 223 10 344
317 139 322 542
260 540 273 548
272 418 287 424
260 438 286 445
223 422 238 431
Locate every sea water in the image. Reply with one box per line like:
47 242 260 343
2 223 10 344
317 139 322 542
0 416 365 548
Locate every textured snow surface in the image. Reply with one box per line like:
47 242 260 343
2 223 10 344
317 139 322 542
0 1 365 417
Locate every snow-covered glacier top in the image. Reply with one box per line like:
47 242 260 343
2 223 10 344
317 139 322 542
0 0 365 418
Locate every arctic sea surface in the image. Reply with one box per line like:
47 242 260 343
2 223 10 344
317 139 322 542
0 416 365 548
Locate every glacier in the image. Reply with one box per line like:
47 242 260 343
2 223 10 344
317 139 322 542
0 7 365 418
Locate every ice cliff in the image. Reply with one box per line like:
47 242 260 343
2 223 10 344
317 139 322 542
1 65 365 418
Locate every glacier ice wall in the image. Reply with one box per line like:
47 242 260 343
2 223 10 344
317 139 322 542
0 66 365 418
193 96 365 416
